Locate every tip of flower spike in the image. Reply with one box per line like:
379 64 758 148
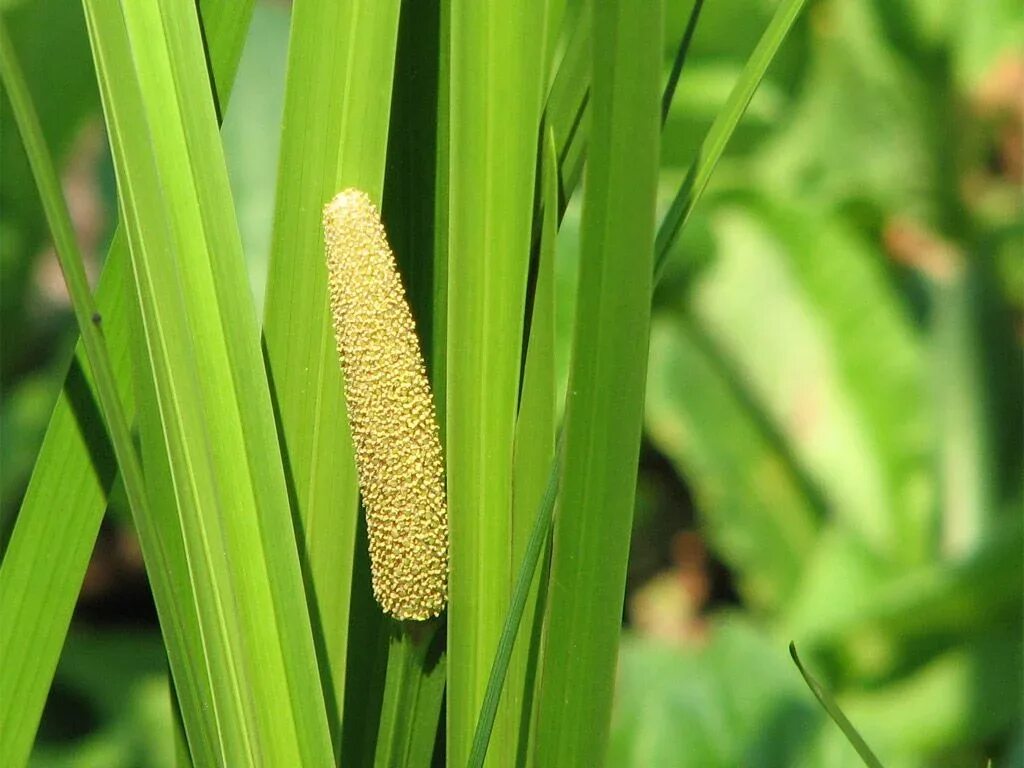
324 187 372 220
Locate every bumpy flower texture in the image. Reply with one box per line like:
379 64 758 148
323 188 448 621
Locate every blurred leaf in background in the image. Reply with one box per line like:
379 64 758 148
610 617 819 768
633 0 1022 765
0 0 105 539
28 629 174 768
220 0 290 314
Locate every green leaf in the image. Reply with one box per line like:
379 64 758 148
0 20 149 765
468 129 561 768
82 0 332 761
0 2 253 763
645 313 820 610
445 1 550 765
661 0 705 125
679 201 925 558
470 439 561 768
171 683 192 768
610 619 818 767
531 1 661 765
507 128 559 766
789 643 885 768
654 0 808 280
261 0 401 754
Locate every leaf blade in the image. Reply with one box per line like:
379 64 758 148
261 2 402 753
654 0 808 279
83 0 334 760
445 2 550 765
532 1 662 764
789 643 885 768
0 2 254 763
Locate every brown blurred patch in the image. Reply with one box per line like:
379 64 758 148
971 55 1024 183
883 216 961 283
628 531 711 645
34 119 107 310
81 528 144 601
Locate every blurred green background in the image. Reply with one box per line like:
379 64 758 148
1 0 1021 765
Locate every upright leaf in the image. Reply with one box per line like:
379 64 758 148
82 0 333 760
508 129 558 765
532 1 661 764
0 3 253 763
367 1 451 763
445 1 550 765
262 0 400 753
654 0 808 278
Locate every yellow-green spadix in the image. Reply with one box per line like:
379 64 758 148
323 188 448 621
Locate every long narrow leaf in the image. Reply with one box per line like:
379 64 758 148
445 2 550 765
0 3 253 764
469 129 561 768
532 1 661 765
654 0 808 279
85 2 246 759
468 4 808 760
789 643 885 768
83 0 333 761
469 444 562 768
661 0 705 125
261 1 401 753
0 22 150 765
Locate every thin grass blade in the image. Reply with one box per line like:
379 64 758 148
661 0 705 125
789 643 885 768
509 128 559 767
654 0 808 279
